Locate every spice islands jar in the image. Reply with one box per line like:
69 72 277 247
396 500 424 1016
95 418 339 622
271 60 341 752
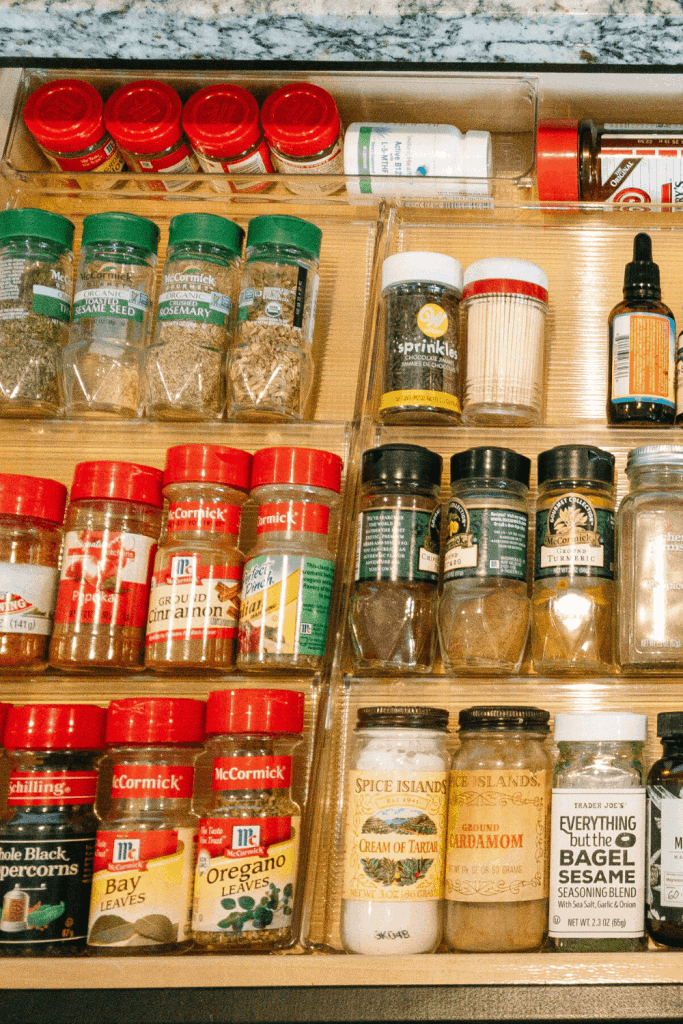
260 82 343 196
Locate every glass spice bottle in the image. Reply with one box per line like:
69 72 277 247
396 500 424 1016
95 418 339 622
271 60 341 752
0 473 67 674
0 207 74 417
228 215 322 422
145 213 244 421
348 444 442 675
63 212 160 419
192 687 304 952
444 706 551 953
145 444 252 673
236 446 342 673
532 444 616 675
49 460 163 672
0 703 106 957
548 712 648 952
647 712 683 948
260 83 344 196
88 697 205 956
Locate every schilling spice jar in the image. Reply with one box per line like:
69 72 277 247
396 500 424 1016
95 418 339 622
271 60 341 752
260 82 343 196
0 703 106 957
462 257 549 427
88 697 205 955
49 460 163 671
340 706 450 956
192 687 304 952
646 712 683 949
444 706 551 953
145 444 253 673
0 473 67 674
237 446 342 673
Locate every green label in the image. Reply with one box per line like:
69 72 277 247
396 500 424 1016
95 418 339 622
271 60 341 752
157 288 231 326
444 500 528 581
73 287 149 323
358 125 372 194
355 507 440 584
534 494 615 581
32 284 70 322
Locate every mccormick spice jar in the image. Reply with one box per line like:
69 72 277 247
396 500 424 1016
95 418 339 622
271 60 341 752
0 703 106 957
192 688 304 952
88 697 205 955
49 460 163 671
237 446 342 673
647 712 683 948
145 444 252 672
0 473 67 673
260 82 343 196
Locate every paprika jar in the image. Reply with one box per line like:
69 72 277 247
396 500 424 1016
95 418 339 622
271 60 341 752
88 697 205 956
260 82 343 196
49 460 163 671
145 444 252 673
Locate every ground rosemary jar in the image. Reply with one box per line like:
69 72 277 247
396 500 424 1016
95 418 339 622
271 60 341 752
145 214 244 421
0 207 74 417
646 712 683 947
348 444 442 675
192 687 304 952
145 444 252 672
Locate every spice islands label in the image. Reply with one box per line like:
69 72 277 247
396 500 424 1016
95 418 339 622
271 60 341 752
342 770 448 902
535 494 614 581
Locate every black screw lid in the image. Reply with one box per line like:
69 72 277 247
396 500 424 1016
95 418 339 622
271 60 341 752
537 445 615 487
450 447 530 488
361 444 442 490
356 706 449 732
623 232 661 302
458 706 550 733
657 712 683 738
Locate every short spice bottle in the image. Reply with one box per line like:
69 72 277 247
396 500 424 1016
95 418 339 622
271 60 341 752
145 213 244 421
549 712 648 952
647 712 683 948
228 214 322 421
532 444 615 675
49 460 163 672
0 473 67 674
0 703 106 957
348 444 442 675
444 706 551 952
341 705 450 955
438 446 531 675
192 687 304 952
87 697 205 955
260 83 343 196
0 207 74 417
145 444 253 673
378 251 464 424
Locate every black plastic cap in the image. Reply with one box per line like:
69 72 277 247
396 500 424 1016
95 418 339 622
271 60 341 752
537 444 615 487
623 232 661 301
361 444 442 490
657 712 683 738
450 446 530 488
459 706 550 733
356 706 449 732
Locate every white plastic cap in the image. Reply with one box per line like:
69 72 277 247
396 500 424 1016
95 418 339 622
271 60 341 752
460 130 492 179
554 712 648 743
382 251 463 292
464 257 548 291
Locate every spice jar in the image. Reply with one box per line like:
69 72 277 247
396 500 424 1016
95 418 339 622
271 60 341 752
237 446 342 673
532 444 615 675
378 251 463 424
341 706 450 955
438 446 531 675
462 257 548 426
0 473 67 674
260 83 343 196
549 712 647 952
63 212 159 418
228 214 322 421
444 706 551 952
23 78 125 173
49 460 163 671
192 687 304 951
0 207 74 417
145 213 244 421
348 444 442 675
145 444 252 673
647 712 683 948
88 697 205 955
0 703 106 956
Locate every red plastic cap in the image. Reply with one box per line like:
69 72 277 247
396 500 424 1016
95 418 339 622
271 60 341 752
70 461 163 508
182 85 262 158
24 78 106 153
104 80 183 154
251 447 342 492
206 688 304 735
164 445 253 491
4 703 107 750
0 474 67 524
536 119 580 202
106 698 206 745
0 702 12 743
260 83 340 157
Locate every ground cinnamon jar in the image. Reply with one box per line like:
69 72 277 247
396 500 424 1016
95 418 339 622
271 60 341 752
49 460 163 671
145 444 253 672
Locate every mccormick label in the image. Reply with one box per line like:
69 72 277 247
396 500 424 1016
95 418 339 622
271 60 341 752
195 141 273 193
534 495 614 581
157 270 232 326
611 312 675 409
8 771 98 806
270 140 343 196
111 766 195 799
49 135 125 173
355 507 440 583
167 501 241 535
597 127 683 204
146 555 241 647
123 143 199 192
73 286 150 323
0 562 60 635
257 503 329 535
444 500 527 581
212 757 292 791
238 268 316 332
0 262 70 322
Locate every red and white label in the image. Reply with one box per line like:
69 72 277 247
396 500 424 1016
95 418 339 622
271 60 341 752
167 501 241 535
195 140 274 193
212 756 292 792
94 828 180 873
111 765 195 799
197 815 292 859
53 135 125 173
256 502 329 535
129 141 196 173
8 771 98 806
146 556 242 646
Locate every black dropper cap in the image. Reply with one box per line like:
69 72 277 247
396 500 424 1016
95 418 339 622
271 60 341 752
623 232 660 301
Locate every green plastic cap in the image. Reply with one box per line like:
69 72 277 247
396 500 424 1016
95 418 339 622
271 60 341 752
246 215 321 259
0 208 75 250
82 212 160 254
168 213 244 258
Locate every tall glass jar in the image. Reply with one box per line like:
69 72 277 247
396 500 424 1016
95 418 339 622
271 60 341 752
438 446 531 675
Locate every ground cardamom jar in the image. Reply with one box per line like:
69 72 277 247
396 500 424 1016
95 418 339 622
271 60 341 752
646 712 683 947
